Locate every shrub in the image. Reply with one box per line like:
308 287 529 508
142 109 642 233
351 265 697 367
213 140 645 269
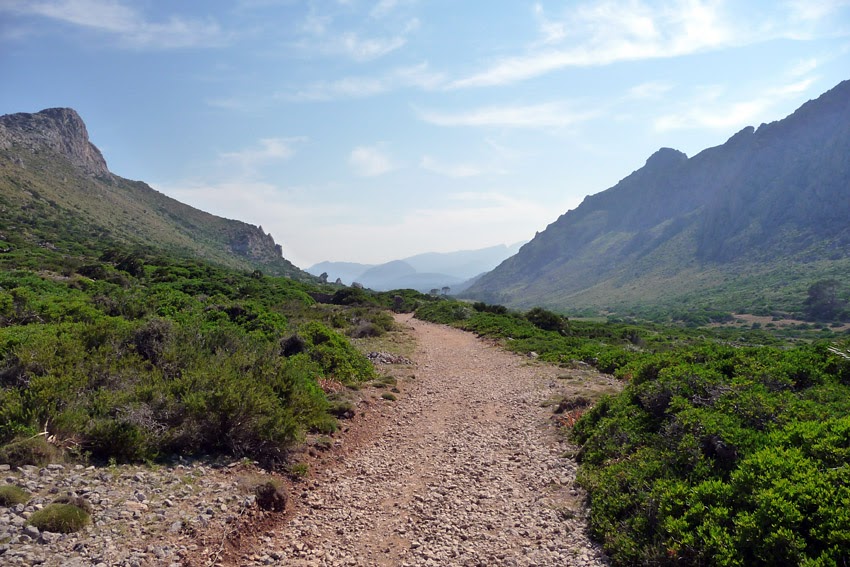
0 436 59 467
27 503 91 533
0 484 30 506
254 479 287 512
525 307 568 333
298 322 375 384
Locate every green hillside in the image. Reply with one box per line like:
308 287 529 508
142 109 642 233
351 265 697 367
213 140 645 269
465 80 850 320
0 108 308 279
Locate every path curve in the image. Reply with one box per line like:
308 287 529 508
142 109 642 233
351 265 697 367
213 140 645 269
235 314 611 566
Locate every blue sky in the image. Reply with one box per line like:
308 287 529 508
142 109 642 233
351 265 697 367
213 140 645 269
1 1 848 268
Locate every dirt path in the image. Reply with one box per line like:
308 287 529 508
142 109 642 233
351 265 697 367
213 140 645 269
232 314 615 566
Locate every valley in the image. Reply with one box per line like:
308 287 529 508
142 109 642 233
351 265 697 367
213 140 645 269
0 77 849 567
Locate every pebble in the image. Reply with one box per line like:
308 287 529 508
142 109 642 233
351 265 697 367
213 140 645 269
0 457 270 566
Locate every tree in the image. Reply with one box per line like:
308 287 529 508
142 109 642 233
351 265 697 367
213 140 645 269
441 286 451 296
804 279 846 321
429 288 439 296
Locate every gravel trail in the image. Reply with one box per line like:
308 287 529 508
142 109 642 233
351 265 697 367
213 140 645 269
234 314 613 566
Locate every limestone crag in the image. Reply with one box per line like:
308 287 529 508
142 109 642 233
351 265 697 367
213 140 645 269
0 108 109 177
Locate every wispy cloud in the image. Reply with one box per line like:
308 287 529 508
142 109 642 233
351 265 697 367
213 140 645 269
449 0 847 89
416 101 597 129
220 137 305 174
338 30 408 61
627 80 674 99
654 77 817 132
1 0 226 48
283 62 444 101
295 7 419 61
784 0 850 23
420 155 485 178
349 145 395 176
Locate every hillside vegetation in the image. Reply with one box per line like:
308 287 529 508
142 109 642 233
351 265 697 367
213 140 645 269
0 108 308 279
415 298 850 566
465 80 850 319
0 241 427 467
0 108 440 468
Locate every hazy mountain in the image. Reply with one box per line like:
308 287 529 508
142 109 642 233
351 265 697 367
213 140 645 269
306 242 524 292
464 80 850 316
0 108 309 279
307 261 373 284
402 243 525 280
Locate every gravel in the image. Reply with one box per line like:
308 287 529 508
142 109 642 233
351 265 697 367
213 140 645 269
230 314 615 566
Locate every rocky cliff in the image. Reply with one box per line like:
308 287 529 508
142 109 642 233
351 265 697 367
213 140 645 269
0 107 309 279
0 108 109 177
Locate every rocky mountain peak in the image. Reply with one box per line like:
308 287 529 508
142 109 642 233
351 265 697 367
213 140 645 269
644 147 688 170
0 107 109 177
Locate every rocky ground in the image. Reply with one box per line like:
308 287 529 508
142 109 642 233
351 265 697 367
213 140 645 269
224 314 620 566
0 314 620 566
0 455 285 566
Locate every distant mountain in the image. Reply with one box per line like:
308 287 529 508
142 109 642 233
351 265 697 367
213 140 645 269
307 242 524 292
464 80 850 317
0 108 309 279
307 261 373 284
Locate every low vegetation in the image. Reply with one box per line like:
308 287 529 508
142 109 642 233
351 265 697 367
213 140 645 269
415 297 850 566
0 244 432 468
27 502 91 533
0 484 30 506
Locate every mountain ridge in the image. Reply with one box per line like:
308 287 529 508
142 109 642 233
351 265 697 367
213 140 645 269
464 80 850 316
307 242 524 292
0 107 309 279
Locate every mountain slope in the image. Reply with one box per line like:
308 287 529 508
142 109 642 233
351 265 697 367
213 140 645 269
0 108 308 278
465 80 850 316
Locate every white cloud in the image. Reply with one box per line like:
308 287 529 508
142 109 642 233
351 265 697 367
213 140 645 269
2 0 225 48
450 1 729 88
533 3 567 44
420 156 484 178
654 77 817 132
339 31 407 61
283 62 445 101
627 80 674 99
449 0 847 89
295 8 419 62
349 145 395 176
416 101 597 129
371 0 400 18
784 0 850 22
220 137 304 173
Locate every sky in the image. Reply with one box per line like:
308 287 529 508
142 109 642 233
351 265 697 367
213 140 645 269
1 1 848 269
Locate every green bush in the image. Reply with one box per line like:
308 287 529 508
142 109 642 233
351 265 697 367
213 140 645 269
298 322 375 384
572 343 850 566
0 484 30 506
525 307 568 333
0 436 59 467
27 503 90 533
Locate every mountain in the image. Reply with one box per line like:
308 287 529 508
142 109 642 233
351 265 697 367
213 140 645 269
306 242 524 292
0 108 309 279
402 243 525 280
464 80 850 317
308 261 373 284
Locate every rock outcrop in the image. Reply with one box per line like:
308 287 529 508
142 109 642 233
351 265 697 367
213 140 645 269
0 108 109 177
